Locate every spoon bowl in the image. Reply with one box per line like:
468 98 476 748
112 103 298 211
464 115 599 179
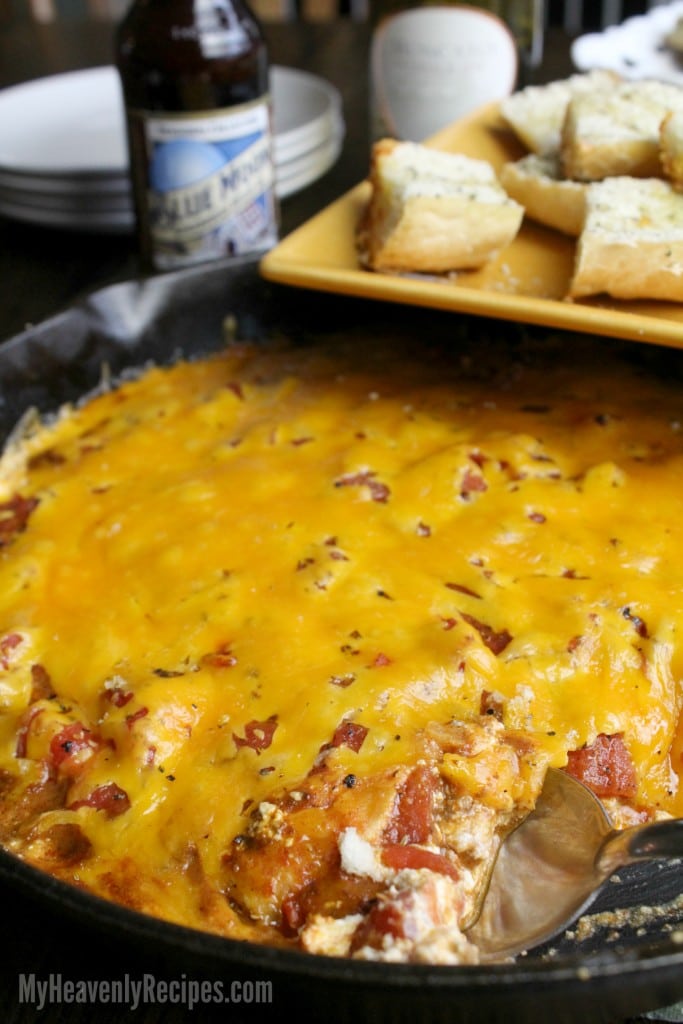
466 767 683 960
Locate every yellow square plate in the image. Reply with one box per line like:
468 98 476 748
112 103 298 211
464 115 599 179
260 101 683 350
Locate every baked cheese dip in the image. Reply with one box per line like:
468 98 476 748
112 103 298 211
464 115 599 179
0 331 682 965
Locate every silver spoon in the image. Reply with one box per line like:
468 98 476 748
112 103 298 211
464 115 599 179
465 767 683 961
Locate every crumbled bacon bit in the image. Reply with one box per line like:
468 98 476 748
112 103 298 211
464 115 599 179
528 511 546 523
282 893 306 935
125 706 149 729
445 582 481 599
329 674 356 688
381 844 460 881
383 764 435 844
461 613 512 655
369 652 392 668
350 898 410 948
334 470 390 503
416 521 431 537
29 664 55 703
0 493 39 546
202 643 238 668
49 722 102 777
460 469 487 498
233 716 278 754
104 684 134 708
565 733 637 798
0 632 22 670
69 782 131 818
331 721 368 753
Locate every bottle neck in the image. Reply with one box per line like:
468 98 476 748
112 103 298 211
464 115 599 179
117 0 265 69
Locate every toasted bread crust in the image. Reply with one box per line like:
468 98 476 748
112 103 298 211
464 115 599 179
560 80 683 182
499 154 587 236
499 70 620 156
358 139 523 275
569 177 683 301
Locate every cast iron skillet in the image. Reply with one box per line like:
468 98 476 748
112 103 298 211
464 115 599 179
1 259 683 1024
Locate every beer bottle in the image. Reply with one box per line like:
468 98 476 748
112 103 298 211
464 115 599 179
115 0 279 273
369 0 544 142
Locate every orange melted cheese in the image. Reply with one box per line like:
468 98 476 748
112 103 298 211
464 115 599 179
0 334 682 946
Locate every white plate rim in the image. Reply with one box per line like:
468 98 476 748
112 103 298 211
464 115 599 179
0 64 344 179
0 128 343 230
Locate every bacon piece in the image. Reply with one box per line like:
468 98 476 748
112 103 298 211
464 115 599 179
383 764 435 845
461 613 512 655
460 469 487 498
0 632 22 670
0 493 39 546
202 643 238 668
329 673 356 688
352 898 411 946
331 721 368 753
282 892 307 934
565 732 637 799
334 470 390 503
29 664 55 703
49 722 102 778
125 706 149 729
445 582 482 599
381 844 460 881
233 716 278 753
349 872 464 953
69 782 131 818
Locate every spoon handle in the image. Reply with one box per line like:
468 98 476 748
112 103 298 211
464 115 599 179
598 817 683 875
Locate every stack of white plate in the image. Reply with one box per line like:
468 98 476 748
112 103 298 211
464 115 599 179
0 64 345 234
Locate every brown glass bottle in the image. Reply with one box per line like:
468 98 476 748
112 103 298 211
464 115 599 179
115 0 279 272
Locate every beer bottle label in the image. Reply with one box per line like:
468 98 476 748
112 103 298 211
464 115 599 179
133 96 278 270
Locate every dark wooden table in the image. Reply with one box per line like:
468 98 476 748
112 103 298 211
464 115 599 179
0 13 677 1024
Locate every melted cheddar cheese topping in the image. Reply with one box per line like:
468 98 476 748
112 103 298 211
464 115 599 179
0 334 682 956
